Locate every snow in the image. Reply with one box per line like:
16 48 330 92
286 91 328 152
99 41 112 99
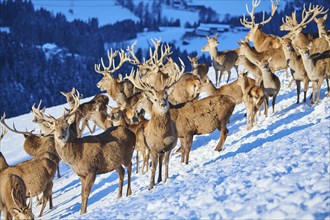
1 67 329 219
31 0 139 26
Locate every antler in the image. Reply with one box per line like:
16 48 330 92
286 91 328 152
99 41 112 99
240 0 279 28
260 0 279 25
0 125 7 141
240 0 260 28
125 68 156 92
31 100 54 123
11 189 22 212
291 4 329 31
1 113 35 136
95 49 129 76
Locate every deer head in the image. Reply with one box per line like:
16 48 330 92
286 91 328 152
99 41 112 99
201 34 219 52
95 49 130 91
240 0 279 40
11 189 34 220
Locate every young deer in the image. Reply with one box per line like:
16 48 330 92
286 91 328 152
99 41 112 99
201 34 239 87
314 14 329 38
296 43 330 104
38 92 135 214
61 90 109 136
238 40 287 75
188 55 209 83
280 37 310 103
236 55 262 86
255 58 281 113
237 73 266 130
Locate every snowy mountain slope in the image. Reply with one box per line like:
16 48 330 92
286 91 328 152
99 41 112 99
31 0 139 26
1 69 329 219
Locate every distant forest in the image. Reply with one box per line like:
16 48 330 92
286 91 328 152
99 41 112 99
0 0 329 117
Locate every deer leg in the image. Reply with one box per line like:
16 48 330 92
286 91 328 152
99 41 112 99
136 151 139 174
296 80 301 104
272 94 278 113
157 153 164 183
38 181 53 217
149 153 159 190
264 95 269 117
164 151 171 182
116 166 125 198
215 120 229 151
179 138 185 164
316 78 324 104
326 78 330 97
80 173 96 214
311 81 317 105
303 77 309 102
57 166 61 178
145 148 150 173
214 66 219 88
226 70 231 83
126 161 132 196
182 134 193 164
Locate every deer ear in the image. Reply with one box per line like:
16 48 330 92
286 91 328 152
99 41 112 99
324 14 328 20
206 36 210 40
214 33 218 39
67 114 76 125
60 91 67 97
187 56 191 61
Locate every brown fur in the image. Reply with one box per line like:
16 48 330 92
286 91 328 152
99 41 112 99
188 55 210 83
44 95 136 214
201 76 255 104
238 41 287 73
0 152 58 217
0 174 34 220
201 34 239 87
297 45 330 104
237 73 266 130
255 58 281 113
236 55 262 86
280 37 310 103
168 73 201 105
170 94 236 164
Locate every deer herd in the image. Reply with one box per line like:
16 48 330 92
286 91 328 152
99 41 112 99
0 1 329 219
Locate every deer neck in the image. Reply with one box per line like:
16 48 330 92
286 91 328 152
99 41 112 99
317 24 327 38
191 63 198 75
250 29 264 50
261 68 276 88
208 47 219 60
54 136 79 165
0 152 9 170
239 78 249 94
299 54 314 74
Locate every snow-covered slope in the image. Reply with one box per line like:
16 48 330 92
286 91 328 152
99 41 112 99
32 0 139 26
1 69 329 219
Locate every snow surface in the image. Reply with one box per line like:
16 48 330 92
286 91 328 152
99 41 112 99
1 68 329 219
31 0 139 26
